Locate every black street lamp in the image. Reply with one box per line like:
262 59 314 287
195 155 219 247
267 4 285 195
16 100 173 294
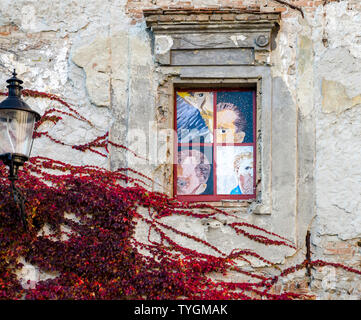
0 70 41 230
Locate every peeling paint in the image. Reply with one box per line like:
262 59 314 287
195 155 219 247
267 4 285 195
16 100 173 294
155 35 173 55
322 79 361 114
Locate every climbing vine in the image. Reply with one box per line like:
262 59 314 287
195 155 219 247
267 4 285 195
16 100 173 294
0 89 360 300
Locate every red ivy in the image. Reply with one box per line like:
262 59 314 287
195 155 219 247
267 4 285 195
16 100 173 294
0 90 360 300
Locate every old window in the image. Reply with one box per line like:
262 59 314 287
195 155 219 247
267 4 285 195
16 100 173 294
174 88 256 202
144 8 282 213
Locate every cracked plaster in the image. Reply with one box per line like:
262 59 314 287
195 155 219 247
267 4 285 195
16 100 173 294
0 0 361 298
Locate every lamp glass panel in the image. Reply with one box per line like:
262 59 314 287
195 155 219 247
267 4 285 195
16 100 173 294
0 109 36 157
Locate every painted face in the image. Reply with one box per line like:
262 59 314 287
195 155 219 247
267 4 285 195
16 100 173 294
236 157 253 195
216 109 245 143
177 156 202 195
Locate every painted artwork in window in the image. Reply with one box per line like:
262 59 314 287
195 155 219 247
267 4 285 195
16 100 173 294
176 91 213 143
175 89 256 201
216 91 254 144
177 146 213 195
216 146 254 195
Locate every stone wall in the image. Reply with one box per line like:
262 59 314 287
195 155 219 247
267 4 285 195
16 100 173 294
1 0 361 299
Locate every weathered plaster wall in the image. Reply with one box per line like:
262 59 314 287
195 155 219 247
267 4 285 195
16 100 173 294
1 0 361 299
311 1 361 299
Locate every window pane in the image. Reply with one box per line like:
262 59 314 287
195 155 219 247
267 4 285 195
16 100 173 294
216 91 254 144
177 146 213 195
176 91 213 143
216 146 254 195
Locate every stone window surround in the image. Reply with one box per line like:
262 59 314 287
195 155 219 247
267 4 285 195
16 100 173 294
144 9 281 215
